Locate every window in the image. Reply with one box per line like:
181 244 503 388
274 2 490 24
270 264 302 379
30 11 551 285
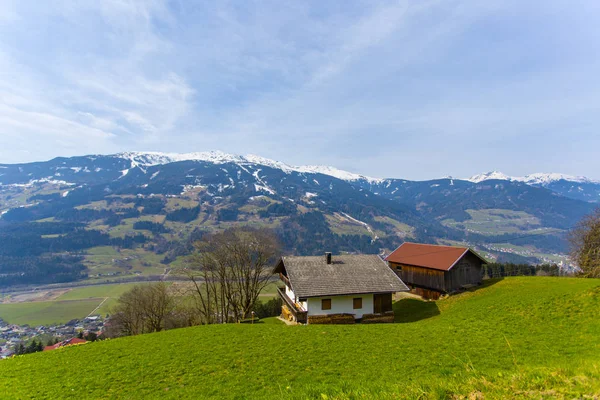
321 298 331 310
353 298 362 309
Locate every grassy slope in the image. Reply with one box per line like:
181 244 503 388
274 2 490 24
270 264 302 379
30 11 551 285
1 277 600 399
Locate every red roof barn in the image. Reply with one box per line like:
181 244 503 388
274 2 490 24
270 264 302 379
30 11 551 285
386 243 487 299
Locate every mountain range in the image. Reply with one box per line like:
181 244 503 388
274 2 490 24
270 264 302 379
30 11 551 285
0 151 597 287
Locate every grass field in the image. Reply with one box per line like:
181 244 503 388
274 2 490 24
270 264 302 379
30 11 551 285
0 282 276 326
0 283 154 325
1 277 599 399
0 299 102 326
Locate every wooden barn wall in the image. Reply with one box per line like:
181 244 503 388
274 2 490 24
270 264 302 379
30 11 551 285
444 253 484 292
391 263 446 292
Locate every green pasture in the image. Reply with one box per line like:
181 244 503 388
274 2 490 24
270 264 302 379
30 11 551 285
0 299 103 326
1 277 599 398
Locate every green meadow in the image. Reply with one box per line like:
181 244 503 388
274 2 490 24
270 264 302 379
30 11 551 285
0 283 150 326
0 299 101 326
1 277 599 399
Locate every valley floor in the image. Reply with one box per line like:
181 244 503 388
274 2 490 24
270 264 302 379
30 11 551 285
1 277 599 399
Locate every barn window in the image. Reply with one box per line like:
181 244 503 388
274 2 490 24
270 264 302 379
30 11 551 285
353 298 362 309
321 299 331 310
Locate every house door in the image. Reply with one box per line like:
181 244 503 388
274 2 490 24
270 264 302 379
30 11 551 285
373 293 392 314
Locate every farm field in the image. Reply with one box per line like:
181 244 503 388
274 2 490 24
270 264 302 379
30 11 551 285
441 208 551 235
83 246 167 279
1 277 599 399
0 299 102 326
0 282 278 327
0 283 150 326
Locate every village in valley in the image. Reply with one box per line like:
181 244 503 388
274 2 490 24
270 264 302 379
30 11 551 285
0 315 104 358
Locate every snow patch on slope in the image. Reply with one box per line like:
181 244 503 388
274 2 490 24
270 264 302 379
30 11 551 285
254 184 275 195
340 212 378 243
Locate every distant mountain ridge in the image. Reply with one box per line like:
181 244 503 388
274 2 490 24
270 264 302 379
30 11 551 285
3 152 598 202
467 171 599 185
117 151 383 183
0 151 597 287
466 171 600 202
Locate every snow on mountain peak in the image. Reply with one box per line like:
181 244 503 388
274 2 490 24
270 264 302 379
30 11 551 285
467 171 512 183
115 151 382 183
116 151 245 167
467 171 598 185
517 173 596 185
294 165 382 184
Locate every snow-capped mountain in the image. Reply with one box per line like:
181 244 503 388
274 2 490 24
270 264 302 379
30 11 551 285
465 171 600 202
115 151 382 184
467 171 598 185
467 171 514 183
1 151 596 287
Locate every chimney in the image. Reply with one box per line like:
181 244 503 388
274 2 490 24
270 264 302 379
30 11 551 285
326 252 332 265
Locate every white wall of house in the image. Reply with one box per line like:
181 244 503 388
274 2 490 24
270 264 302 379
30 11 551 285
306 294 374 318
284 285 308 311
285 285 296 302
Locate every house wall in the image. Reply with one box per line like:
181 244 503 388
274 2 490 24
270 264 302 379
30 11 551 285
285 285 296 303
444 253 484 292
390 262 446 292
306 294 374 319
389 254 484 294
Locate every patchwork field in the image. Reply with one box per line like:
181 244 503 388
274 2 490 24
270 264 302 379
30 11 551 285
442 208 552 235
1 277 599 399
0 283 151 326
83 246 167 278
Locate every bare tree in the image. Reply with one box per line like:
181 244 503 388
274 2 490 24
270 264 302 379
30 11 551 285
111 285 148 336
110 282 176 336
183 227 280 323
569 208 600 278
144 282 175 332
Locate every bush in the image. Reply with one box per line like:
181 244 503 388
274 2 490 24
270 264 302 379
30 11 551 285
253 298 282 319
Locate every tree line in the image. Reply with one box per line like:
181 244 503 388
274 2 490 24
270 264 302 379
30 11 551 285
482 262 563 279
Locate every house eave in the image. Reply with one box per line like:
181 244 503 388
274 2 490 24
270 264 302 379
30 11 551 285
298 290 402 300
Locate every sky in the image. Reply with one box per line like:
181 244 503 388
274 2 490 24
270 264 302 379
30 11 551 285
1 1 600 180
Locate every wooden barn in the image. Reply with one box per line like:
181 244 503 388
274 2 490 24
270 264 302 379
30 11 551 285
386 243 487 299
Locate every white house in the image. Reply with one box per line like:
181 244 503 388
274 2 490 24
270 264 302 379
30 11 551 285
273 253 409 324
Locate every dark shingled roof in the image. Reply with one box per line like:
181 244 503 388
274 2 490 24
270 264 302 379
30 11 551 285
274 254 409 298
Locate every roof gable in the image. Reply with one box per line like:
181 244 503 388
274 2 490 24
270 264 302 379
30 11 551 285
386 243 486 271
277 254 409 298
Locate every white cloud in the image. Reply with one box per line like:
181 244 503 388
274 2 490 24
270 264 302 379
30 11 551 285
0 0 599 179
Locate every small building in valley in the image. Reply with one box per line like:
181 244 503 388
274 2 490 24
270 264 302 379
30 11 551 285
43 337 87 352
386 243 487 299
274 253 409 324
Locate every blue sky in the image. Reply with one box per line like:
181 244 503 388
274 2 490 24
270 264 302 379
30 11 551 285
1 1 599 180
